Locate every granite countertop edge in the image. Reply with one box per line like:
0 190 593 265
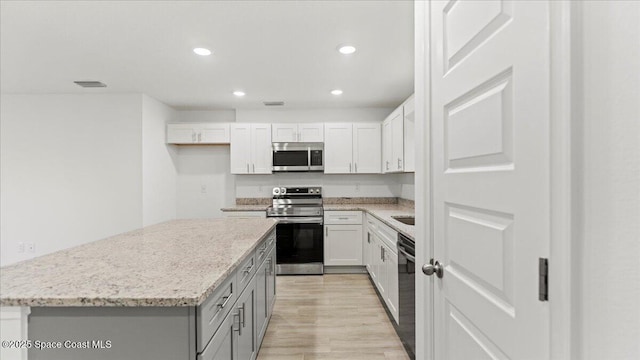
0 220 277 308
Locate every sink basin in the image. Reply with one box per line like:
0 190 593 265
392 216 415 226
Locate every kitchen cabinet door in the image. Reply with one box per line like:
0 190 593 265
271 123 297 142
324 224 363 266
298 123 324 142
364 230 374 276
353 123 381 173
324 123 353 174
374 234 386 296
236 279 256 360
198 307 237 360
382 119 393 173
255 257 268 344
403 95 415 172
200 123 230 144
167 124 197 144
391 108 405 172
383 242 399 324
231 124 252 174
250 124 272 174
266 248 276 314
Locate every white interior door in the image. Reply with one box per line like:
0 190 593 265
428 1 551 359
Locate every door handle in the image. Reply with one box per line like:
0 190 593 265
422 259 444 278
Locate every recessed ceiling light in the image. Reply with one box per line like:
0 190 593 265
337 45 356 55
331 89 343 95
233 91 246 97
193 47 212 56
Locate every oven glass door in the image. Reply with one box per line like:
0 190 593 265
276 223 323 264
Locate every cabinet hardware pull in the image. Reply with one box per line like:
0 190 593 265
216 294 232 310
252 163 255 173
198 133 202 142
349 163 352 172
233 311 241 334
238 303 246 328
325 226 328 237
355 163 358 173
386 161 389 170
398 158 401 169
243 262 254 274
192 132 196 142
246 163 249 173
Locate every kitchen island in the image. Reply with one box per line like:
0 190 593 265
0 218 277 360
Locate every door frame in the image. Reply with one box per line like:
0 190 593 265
414 1 575 359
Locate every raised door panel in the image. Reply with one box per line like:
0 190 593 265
382 119 393 173
391 110 405 171
200 123 230 144
430 1 550 359
236 279 256 360
230 124 251 174
403 95 416 172
271 123 298 143
324 225 363 266
353 123 382 174
250 124 272 174
298 123 324 142
167 124 196 144
324 123 353 174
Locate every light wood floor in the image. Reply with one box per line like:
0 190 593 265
257 274 410 360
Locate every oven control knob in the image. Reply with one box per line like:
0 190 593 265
281 187 287 194
272 187 280 196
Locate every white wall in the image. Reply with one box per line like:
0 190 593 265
397 173 415 200
174 110 235 219
575 1 640 358
0 94 144 266
142 95 178 226
236 173 400 198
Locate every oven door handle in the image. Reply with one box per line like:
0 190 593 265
397 245 416 263
274 217 324 225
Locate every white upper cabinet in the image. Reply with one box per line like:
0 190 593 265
382 93 415 173
324 123 353 173
167 123 230 144
230 124 272 174
403 95 415 172
325 123 381 174
382 107 404 173
353 123 382 174
271 123 324 142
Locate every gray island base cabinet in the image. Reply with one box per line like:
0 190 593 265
27 230 277 360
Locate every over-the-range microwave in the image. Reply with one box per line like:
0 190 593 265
272 142 324 172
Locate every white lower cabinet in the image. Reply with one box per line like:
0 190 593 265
324 224 363 266
364 214 399 324
324 211 363 266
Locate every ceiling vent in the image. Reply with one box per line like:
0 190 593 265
74 81 107 88
263 101 284 107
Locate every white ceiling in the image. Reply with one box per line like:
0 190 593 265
0 1 414 110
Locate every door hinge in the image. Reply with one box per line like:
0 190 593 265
539 258 549 301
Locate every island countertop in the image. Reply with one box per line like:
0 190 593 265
0 218 277 307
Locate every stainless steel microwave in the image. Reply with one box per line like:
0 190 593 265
272 143 324 172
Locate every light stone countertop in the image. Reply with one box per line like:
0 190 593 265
0 218 277 307
220 205 269 211
221 203 416 240
324 204 416 240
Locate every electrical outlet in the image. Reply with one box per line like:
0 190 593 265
26 242 35 253
18 242 25 253
355 183 360 192
201 184 207 193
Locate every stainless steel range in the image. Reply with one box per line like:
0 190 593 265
266 186 324 275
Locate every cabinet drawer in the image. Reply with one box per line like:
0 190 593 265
324 211 363 225
256 231 276 264
236 253 257 295
197 274 236 353
367 214 397 248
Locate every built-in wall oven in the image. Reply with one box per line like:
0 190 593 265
272 143 324 172
397 233 416 358
267 187 324 275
